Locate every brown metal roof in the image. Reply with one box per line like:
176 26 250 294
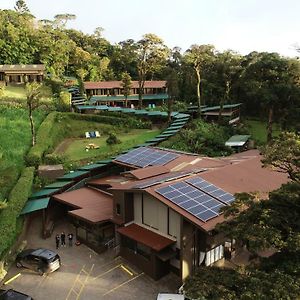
88 175 130 189
0 64 45 72
52 187 113 224
200 155 289 196
84 80 166 90
123 165 170 180
117 223 175 251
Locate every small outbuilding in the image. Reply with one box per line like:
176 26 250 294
225 135 251 151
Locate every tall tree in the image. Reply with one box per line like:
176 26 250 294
239 52 300 142
53 14 76 28
121 72 132 108
214 51 242 123
26 82 43 146
166 69 179 122
184 44 215 115
14 0 30 14
135 34 169 109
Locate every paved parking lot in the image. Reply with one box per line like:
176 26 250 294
2 217 181 300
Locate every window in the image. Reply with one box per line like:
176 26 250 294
116 203 121 215
205 245 224 266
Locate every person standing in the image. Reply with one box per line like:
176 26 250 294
55 234 60 249
68 233 74 247
61 232 66 247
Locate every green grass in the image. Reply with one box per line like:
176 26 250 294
1 84 53 102
244 119 281 144
60 129 160 162
0 106 46 198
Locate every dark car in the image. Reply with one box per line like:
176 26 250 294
16 248 60 275
0 289 33 300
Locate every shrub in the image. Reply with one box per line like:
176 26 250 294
106 133 121 145
0 167 34 258
54 91 71 112
44 153 66 165
26 112 59 167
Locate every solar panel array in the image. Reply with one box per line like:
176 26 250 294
115 147 179 168
156 182 226 222
156 176 235 222
185 177 235 205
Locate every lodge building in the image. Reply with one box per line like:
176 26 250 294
0 64 45 84
84 80 168 107
23 146 288 282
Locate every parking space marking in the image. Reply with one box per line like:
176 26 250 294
103 272 144 296
75 264 94 300
120 264 134 276
4 273 21 285
66 265 85 300
92 264 122 281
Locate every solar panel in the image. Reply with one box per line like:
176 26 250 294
115 147 179 168
185 177 235 204
156 182 225 222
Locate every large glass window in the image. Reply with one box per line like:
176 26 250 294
205 245 224 266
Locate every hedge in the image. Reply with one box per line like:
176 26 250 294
0 167 35 258
69 112 151 129
25 112 58 167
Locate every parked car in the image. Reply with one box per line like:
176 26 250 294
16 248 61 275
0 289 33 300
157 294 184 300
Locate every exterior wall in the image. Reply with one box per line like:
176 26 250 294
181 219 196 281
133 192 181 248
119 236 169 280
112 190 125 220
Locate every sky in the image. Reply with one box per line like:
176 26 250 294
1 0 300 57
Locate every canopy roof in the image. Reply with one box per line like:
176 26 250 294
21 197 50 215
117 223 175 251
53 187 113 224
84 80 166 90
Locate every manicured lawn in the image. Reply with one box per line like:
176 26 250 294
245 119 281 144
1 84 52 102
60 129 161 162
0 107 46 198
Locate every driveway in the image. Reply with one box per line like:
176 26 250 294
2 216 181 300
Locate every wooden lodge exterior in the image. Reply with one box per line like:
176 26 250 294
0 64 45 84
84 80 168 107
24 147 288 282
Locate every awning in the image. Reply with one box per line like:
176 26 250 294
53 187 113 224
29 188 60 200
117 223 175 252
21 197 50 215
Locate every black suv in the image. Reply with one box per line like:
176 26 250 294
0 289 33 300
16 248 60 275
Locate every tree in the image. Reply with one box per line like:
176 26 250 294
166 69 179 122
54 14 76 28
25 82 43 146
262 132 300 183
14 0 30 14
135 34 169 109
218 182 300 253
213 51 242 123
239 52 300 142
184 44 215 115
121 72 132 108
